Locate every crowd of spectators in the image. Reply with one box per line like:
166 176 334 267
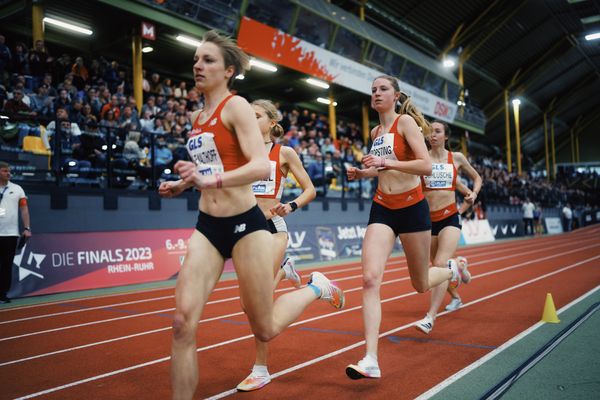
0 35 597 210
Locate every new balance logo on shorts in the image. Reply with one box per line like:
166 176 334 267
234 223 246 234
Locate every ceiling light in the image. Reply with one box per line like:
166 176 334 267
43 17 92 36
176 34 202 47
235 74 245 80
442 57 456 68
306 78 330 89
250 58 277 72
317 97 337 106
585 32 600 41
581 15 600 25
142 46 153 53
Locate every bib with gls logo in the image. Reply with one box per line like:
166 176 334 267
423 163 454 189
186 132 224 176
252 160 279 196
370 133 399 167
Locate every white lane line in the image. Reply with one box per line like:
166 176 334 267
414 285 600 400
1 232 589 326
206 255 600 400
2 238 598 363
11 250 600 399
3 227 594 315
0 228 592 325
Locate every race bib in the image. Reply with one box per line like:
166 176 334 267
252 160 277 195
423 163 454 189
186 133 224 176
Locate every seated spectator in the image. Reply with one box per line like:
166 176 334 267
72 120 106 172
42 106 81 150
100 95 120 120
71 56 89 89
174 81 187 99
123 130 146 165
99 109 118 137
2 87 36 121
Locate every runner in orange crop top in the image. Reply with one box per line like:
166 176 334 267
414 120 482 336
236 99 320 392
158 31 344 399
345 75 470 380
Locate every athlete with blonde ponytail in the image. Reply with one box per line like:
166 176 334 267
236 99 324 391
345 75 469 380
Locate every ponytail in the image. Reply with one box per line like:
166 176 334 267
251 99 284 139
399 92 431 139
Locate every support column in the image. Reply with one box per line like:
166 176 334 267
32 2 44 46
550 117 556 180
362 102 369 145
513 102 521 176
132 35 143 114
328 90 337 141
504 90 512 173
543 112 550 179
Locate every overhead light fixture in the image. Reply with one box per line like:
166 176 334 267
250 58 277 72
456 100 466 106
317 97 337 106
585 32 600 41
581 15 600 25
142 46 153 53
176 34 202 47
512 98 521 107
306 78 330 89
235 74 245 80
442 57 456 68
43 17 92 36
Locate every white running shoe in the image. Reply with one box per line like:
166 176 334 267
281 257 301 289
346 355 381 379
308 271 345 309
415 313 434 334
445 297 463 311
236 370 271 392
456 256 472 284
448 258 461 289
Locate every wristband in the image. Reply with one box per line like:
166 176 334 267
289 201 298 212
215 173 223 189
24 227 31 231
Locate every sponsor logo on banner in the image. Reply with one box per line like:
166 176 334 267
461 219 495 244
545 217 563 234
489 219 524 238
8 229 193 298
237 17 457 123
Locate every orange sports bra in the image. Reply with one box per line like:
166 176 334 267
369 115 416 163
186 94 247 175
252 143 285 199
421 151 457 191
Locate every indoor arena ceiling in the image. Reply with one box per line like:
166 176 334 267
333 0 600 164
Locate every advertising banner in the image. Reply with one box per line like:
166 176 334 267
238 17 457 123
9 223 405 298
461 219 496 244
8 229 195 298
544 217 563 234
489 219 525 239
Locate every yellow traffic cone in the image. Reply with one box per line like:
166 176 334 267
541 293 560 323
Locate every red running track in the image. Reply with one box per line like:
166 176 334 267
0 225 599 399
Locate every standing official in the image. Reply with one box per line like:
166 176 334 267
0 161 32 303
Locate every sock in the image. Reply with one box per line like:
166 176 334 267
308 283 321 298
365 352 378 364
252 364 269 376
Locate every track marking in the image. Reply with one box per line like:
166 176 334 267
11 252 600 399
